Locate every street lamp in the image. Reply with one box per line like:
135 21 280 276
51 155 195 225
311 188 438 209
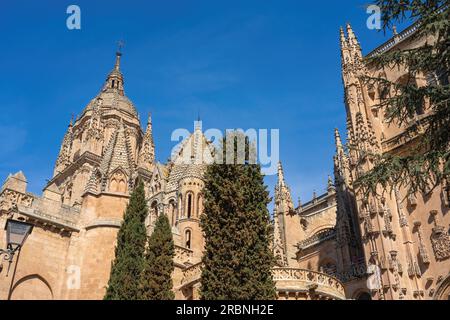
0 219 33 266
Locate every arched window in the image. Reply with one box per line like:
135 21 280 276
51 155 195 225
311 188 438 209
185 230 192 249
186 193 193 218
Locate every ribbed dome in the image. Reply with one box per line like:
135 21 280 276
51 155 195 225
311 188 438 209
84 91 138 117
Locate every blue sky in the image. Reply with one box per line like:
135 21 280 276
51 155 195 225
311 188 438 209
0 1 398 206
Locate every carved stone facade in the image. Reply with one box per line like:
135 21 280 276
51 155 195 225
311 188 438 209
330 23 450 300
0 53 152 300
0 52 347 301
1 20 448 301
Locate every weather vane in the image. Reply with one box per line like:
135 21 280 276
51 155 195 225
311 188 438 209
117 40 125 54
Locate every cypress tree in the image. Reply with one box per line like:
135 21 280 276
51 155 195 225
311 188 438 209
104 180 148 300
200 132 276 300
139 213 175 300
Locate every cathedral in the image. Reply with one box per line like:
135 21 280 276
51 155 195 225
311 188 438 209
0 21 449 300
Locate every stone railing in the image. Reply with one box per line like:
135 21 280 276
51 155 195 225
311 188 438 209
366 23 418 58
273 268 346 300
297 228 336 251
178 265 347 300
174 245 194 265
0 188 80 231
180 262 202 286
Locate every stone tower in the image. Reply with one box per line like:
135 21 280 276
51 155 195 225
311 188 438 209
337 23 450 300
0 52 155 299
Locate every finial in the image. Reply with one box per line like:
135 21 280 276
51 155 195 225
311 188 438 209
313 190 317 201
327 175 335 193
114 51 122 71
335 128 343 149
277 161 284 177
346 23 360 47
117 40 125 54
194 119 202 132
70 113 75 126
114 40 125 71
147 112 152 124
298 197 302 207
340 26 346 47
393 25 398 36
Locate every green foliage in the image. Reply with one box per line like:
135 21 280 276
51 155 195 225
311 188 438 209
139 213 175 300
104 180 148 300
356 1 449 195
200 132 277 300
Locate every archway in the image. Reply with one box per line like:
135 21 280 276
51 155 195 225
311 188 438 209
10 274 53 300
434 274 450 300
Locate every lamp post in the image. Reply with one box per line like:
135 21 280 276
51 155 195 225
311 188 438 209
0 219 33 272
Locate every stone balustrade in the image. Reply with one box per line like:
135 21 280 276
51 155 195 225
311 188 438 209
179 265 346 300
174 245 194 265
180 262 202 286
273 267 346 300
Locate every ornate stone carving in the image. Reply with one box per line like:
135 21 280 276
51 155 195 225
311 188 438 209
414 221 430 264
394 188 408 227
430 211 450 261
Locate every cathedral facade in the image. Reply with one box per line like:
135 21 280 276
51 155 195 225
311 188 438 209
273 23 450 300
0 22 448 300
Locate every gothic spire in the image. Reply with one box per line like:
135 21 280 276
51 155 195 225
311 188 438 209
53 117 74 177
275 161 294 214
138 113 155 171
346 23 362 59
340 26 347 49
335 128 344 153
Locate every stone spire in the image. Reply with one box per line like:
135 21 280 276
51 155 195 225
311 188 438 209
275 161 295 215
340 24 363 75
340 26 347 49
103 51 125 96
274 161 302 267
328 175 335 194
346 23 361 52
53 117 74 177
334 128 351 186
138 113 155 171
335 128 344 153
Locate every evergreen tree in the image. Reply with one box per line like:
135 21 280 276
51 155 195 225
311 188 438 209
357 1 449 195
200 132 276 300
139 213 175 300
104 180 148 300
